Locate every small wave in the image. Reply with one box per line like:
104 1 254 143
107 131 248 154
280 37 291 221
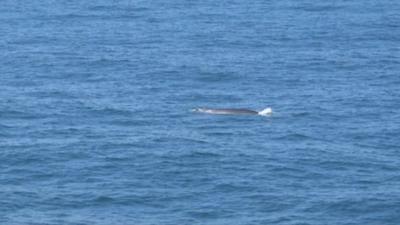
204 131 235 136
196 73 241 83
288 4 345 12
87 107 135 117
181 151 222 159
88 5 149 13
27 90 77 99
186 210 220 219
213 183 252 193
93 196 115 204
292 111 310 117
0 123 12 129
274 133 312 141
1 109 47 120
107 119 150 126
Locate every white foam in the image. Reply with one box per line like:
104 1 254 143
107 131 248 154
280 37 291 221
258 107 272 116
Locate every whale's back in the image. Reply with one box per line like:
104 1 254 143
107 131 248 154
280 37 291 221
193 108 258 115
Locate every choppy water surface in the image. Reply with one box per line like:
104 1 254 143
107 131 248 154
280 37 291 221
1 0 400 224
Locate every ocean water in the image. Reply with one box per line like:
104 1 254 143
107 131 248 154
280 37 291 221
1 0 400 224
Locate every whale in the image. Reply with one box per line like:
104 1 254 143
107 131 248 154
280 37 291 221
192 107 272 116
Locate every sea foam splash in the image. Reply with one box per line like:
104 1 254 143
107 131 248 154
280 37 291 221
258 107 272 116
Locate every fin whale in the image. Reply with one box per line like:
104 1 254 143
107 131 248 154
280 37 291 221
192 107 272 116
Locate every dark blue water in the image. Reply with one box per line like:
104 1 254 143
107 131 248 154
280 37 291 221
1 0 400 224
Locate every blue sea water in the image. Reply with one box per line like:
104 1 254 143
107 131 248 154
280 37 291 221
1 0 400 224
